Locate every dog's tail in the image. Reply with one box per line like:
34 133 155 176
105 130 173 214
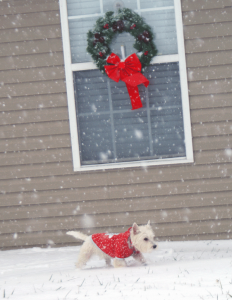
66 231 88 241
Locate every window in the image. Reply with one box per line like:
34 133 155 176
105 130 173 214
59 0 193 171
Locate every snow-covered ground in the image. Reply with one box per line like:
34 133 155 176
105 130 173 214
1 240 232 300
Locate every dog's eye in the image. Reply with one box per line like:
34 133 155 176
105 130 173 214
144 238 148 241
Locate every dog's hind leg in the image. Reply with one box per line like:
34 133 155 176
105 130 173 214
113 258 127 268
75 239 93 268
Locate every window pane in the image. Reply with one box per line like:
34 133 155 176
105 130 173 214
140 0 174 9
147 63 185 157
114 111 151 160
78 114 114 164
103 0 137 12
68 17 99 63
74 62 186 166
67 0 101 17
148 63 181 108
141 9 177 55
74 70 109 114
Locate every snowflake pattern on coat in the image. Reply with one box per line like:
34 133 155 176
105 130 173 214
91 227 140 259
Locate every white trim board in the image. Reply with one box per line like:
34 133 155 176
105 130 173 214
71 54 179 71
75 157 194 172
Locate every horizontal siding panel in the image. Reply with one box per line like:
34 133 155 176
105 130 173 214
0 205 231 234
108 177 232 199
87 164 232 187
193 135 232 151
1 221 232 249
0 182 231 208
0 187 109 207
0 149 232 182
0 94 67 112
0 107 69 126
183 8 232 26
0 148 72 166
195 149 232 164
186 50 232 67
0 52 64 71
191 107 232 123
0 162 74 181
190 93 232 109
189 78 232 95
185 36 232 54
182 0 232 11
0 134 71 153
0 168 231 194
187 65 232 82
155 219 232 238
0 120 69 139
0 25 61 43
184 22 232 39
0 174 108 194
192 121 232 137
0 229 96 249
0 38 63 57
1 192 232 221
0 80 66 99
0 80 66 98
0 11 60 30
162 233 232 241
1 66 65 85
0 0 59 15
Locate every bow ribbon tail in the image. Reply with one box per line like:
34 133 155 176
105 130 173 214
123 73 149 110
125 84 143 110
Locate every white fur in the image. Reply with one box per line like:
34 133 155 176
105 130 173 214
67 221 157 268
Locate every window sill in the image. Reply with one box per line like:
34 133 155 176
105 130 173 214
74 156 194 172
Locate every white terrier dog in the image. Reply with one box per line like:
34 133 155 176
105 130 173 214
67 221 157 268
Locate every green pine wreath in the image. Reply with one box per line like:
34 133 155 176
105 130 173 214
86 8 158 74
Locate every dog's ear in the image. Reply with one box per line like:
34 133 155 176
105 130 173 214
147 220 151 226
132 223 140 235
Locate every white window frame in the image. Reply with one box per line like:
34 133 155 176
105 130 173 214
59 0 193 172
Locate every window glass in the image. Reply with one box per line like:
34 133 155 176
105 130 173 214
141 10 177 55
67 0 101 17
140 0 174 9
74 63 185 165
68 17 99 63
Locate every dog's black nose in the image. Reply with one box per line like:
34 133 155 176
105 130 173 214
153 245 157 249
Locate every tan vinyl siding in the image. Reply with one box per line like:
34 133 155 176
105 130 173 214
0 0 232 249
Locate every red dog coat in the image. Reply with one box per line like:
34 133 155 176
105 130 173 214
91 227 140 259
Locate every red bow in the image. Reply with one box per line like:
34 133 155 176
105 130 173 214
104 53 149 110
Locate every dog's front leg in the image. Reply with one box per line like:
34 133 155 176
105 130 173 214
132 252 147 265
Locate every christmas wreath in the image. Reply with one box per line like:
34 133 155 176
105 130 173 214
87 8 158 110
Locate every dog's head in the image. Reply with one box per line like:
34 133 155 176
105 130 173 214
130 220 157 253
